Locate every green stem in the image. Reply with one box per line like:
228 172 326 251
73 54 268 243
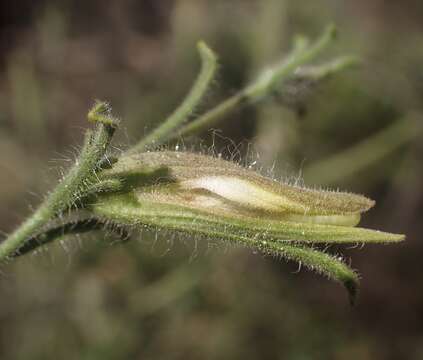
294 55 360 82
244 24 337 100
13 219 108 257
0 101 118 260
129 41 217 152
175 24 337 138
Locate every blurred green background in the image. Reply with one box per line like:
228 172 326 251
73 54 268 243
1 1 423 359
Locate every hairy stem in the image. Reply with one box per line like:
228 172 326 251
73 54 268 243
0 101 118 260
130 41 217 152
13 219 107 257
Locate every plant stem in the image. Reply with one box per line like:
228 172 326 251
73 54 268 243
13 219 105 257
0 101 118 260
174 24 338 138
129 41 217 152
294 55 360 81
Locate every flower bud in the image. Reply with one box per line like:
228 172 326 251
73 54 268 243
93 151 404 303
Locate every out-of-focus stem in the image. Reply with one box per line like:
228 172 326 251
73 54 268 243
175 25 338 138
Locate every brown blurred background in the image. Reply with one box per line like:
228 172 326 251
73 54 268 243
1 1 423 359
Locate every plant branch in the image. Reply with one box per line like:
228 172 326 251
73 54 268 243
12 219 106 257
294 55 360 82
174 24 342 138
129 41 217 152
0 101 119 261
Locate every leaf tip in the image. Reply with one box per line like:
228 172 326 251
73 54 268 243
88 100 120 128
197 40 218 64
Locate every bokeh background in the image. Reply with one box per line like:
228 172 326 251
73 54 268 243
1 1 423 359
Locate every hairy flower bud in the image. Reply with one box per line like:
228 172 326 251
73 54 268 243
93 151 404 304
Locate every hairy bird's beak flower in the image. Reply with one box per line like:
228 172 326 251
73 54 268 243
1 31 406 307
93 151 405 304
